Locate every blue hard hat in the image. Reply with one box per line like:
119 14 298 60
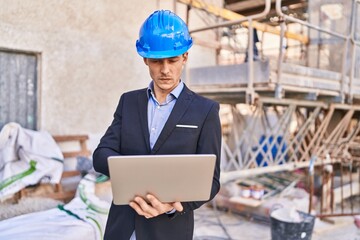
136 10 193 59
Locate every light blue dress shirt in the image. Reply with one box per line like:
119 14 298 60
147 81 184 149
130 80 184 240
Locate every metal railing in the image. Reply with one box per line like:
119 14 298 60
179 0 360 219
180 0 360 103
183 0 272 103
275 0 360 103
177 0 360 220
179 0 360 175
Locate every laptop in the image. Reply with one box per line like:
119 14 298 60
107 154 216 205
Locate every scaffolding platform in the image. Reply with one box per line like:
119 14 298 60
188 59 360 104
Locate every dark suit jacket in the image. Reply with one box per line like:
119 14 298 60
93 84 221 240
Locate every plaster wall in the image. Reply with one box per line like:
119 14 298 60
0 0 218 136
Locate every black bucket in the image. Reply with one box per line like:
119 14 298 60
270 209 315 240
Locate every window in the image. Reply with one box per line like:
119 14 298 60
0 50 38 130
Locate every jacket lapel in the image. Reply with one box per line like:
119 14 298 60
137 89 151 153
151 85 194 154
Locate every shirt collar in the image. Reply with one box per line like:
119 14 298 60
147 80 184 100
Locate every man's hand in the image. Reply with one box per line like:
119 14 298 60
129 194 183 219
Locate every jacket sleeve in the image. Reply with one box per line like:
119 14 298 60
92 95 124 177
173 101 222 217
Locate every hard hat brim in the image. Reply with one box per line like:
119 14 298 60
136 43 193 59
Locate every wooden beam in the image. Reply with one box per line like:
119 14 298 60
226 0 276 13
52 135 89 142
226 0 305 16
178 0 309 44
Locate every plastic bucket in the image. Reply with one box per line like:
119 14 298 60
270 209 315 240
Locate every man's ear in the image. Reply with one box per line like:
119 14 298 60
143 58 148 66
182 52 188 64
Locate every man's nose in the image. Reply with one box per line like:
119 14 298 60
160 61 170 74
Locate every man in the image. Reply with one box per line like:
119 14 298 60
93 10 221 240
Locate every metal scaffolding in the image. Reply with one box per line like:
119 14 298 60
178 0 360 218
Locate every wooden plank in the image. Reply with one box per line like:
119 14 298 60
259 97 328 108
52 135 89 142
61 170 81 178
53 134 91 158
62 150 91 158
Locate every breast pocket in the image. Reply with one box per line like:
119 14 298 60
172 126 199 147
174 125 199 135
168 127 199 152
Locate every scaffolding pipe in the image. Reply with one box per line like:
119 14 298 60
173 0 177 14
275 0 348 40
177 0 308 44
247 19 255 104
276 20 286 98
220 157 339 184
349 0 360 102
276 0 359 103
188 0 271 34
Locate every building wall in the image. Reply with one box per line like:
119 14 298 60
0 0 217 136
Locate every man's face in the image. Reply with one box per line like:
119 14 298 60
143 53 188 95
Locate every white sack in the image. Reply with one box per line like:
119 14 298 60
0 122 64 200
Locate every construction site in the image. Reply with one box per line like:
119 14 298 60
1 0 360 239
